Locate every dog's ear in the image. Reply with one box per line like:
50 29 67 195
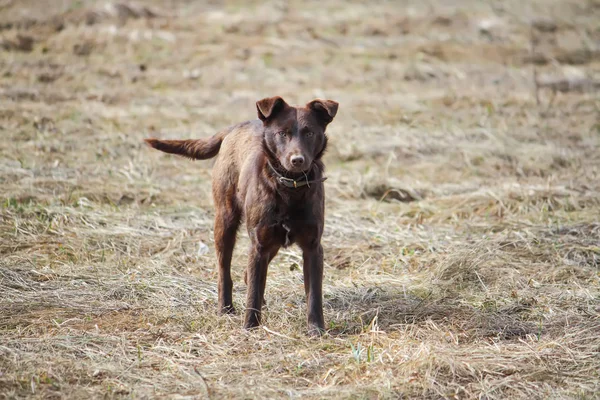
256 96 287 122
306 99 339 125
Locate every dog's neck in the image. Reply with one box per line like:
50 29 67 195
266 159 327 189
266 157 311 180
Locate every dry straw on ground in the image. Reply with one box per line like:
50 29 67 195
1 0 599 398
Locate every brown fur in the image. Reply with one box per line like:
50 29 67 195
145 97 338 335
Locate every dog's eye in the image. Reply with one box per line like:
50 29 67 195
278 131 288 137
306 131 314 138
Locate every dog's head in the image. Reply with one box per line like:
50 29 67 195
257 96 338 174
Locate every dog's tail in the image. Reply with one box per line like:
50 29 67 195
144 129 229 160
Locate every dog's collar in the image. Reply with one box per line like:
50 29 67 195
267 161 327 189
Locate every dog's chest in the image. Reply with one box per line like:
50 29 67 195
271 203 306 248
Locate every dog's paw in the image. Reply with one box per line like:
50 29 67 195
219 305 236 315
243 311 261 330
307 324 326 337
243 321 261 330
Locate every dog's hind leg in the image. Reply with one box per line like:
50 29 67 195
214 192 241 315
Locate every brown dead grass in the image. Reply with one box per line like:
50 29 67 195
1 0 599 398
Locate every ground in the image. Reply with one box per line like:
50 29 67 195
1 0 599 399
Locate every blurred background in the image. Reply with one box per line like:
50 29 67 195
1 0 598 206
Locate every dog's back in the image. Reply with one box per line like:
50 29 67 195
213 120 265 202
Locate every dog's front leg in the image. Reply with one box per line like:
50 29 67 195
244 248 270 329
302 243 325 335
244 230 279 329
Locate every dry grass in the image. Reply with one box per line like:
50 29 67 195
1 0 599 398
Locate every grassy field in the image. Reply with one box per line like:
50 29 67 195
1 0 599 398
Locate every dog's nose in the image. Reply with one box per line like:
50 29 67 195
290 155 305 167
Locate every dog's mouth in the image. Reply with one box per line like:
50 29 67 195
270 158 313 180
283 162 311 175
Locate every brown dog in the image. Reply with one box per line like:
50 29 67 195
145 96 338 334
